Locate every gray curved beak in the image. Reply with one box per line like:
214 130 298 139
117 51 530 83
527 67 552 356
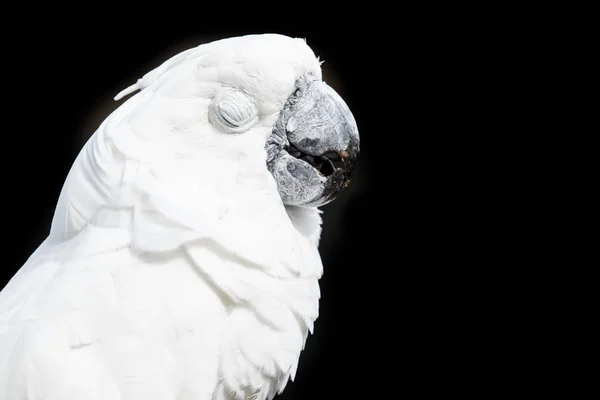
267 75 360 207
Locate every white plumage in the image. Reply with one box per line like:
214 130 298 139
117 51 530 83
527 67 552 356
0 34 327 400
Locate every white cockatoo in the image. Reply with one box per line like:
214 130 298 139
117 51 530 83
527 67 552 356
0 34 359 400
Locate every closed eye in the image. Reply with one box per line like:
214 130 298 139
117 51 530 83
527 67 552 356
210 90 258 133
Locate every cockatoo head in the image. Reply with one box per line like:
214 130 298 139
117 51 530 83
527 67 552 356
114 34 359 208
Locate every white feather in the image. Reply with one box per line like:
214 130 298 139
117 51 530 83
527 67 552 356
1 34 324 400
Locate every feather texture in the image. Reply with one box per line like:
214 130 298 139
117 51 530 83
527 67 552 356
0 34 325 400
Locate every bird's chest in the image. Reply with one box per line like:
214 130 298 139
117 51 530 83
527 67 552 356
210 275 320 400
177 234 321 400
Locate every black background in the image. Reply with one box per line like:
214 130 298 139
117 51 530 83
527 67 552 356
0 20 466 399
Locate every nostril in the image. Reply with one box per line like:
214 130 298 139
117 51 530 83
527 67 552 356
318 159 336 177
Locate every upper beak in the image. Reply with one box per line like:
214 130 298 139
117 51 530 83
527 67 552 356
267 75 360 207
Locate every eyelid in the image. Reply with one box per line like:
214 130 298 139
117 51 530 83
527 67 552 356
210 90 258 133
